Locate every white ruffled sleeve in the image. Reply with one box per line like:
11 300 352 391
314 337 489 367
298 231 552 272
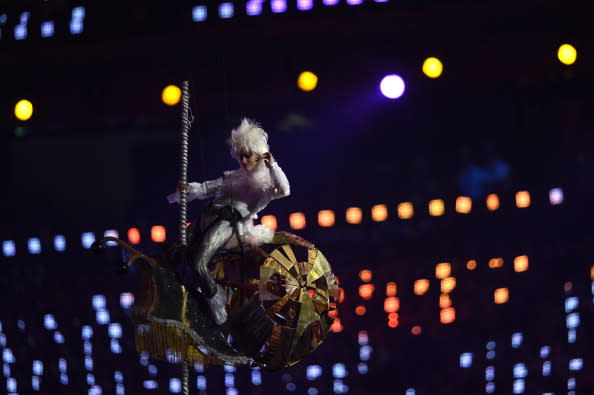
187 178 224 202
269 162 290 198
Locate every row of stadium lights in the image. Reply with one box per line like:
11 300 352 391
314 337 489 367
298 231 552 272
2 279 590 393
457 286 587 394
354 257 530 331
0 188 565 257
11 45 580 121
0 291 363 395
0 7 85 42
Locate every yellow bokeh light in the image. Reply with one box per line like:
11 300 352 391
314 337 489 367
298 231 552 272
435 262 451 279
289 212 306 230
455 196 472 214
422 57 443 78
371 204 388 222
345 207 362 224
441 277 456 293
397 202 414 219
161 85 182 106
429 199 445 216
557 44 577 65
318 210 335 227
297 71 319 92
486 194 500 211
494 288 509 304
414 279 430 295
516 191 531 208
514 255 529 272
14 99 33 121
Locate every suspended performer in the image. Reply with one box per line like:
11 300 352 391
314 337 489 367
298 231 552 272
167 118 290 325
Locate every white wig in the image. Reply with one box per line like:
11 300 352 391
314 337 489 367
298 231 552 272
227 118 269 159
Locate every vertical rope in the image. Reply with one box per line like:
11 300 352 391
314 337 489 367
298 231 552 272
183 362 190 395
180 80 191 247
179 80 191 395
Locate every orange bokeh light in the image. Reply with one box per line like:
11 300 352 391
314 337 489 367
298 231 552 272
359 283 375 300
397 202 414 219
355 305 367 316
440 307 456 324
386 282 397 297
516 191 531 208
330 317 343 333
439 293 452 308
384 297 400 313
414 279 430 295
346 207 363 224
441 277 456 293
429 199 445 216
388 319 399 328
128 227 141 245
411 325 422 335
514 255 529 272
371 204 388 222
359 269 373 282
261 215 278 230
318 210 335 227
289 212 306 230
488 258 504 269
494 288 509 304
151 226 166 243
435 262 451 279
455 196 472 214
467 260 477 270
486 193 500 211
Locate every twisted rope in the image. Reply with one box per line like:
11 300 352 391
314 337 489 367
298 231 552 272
179 80 192 395
179 80 191 247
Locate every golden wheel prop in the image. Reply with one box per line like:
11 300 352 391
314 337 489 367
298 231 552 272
97 232 339 370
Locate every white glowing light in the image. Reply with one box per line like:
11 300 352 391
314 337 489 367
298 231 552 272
169 378 181 393
2 240 15 257
28 237 41 254
219 3 234 19
460 353 473 368
197 376 207 390
192 6 207 21
379 74 405 99
251 369 261 385
332 363 347 379
44 314 57 330
357 362 368 374
306 365 322 380
54 235 66 251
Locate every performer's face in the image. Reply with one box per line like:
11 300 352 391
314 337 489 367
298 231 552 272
238 150 260 171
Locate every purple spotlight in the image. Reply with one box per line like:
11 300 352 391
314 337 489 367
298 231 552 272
297 0 313 10
380 74 406 99
246 1 263 16
271 0 287 13
347 0 363 4
323 0 339 6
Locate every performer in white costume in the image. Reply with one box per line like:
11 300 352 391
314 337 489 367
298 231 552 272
167 118 290 324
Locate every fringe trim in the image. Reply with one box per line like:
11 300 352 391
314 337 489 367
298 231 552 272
135 321 222 366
